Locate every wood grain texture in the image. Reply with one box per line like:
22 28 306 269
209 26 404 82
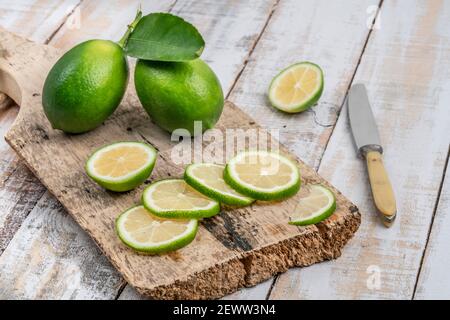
0 191 123 299
118 278 273 300
0 0 175 299
0 0 80 42
415 156 450 300
0 0 377 300
0 28 360 299
229 0 381 169
50 0 176 49
0 0 280 300
117 0 281 299
270 0 450 299
1 0 284 300
224 0 380 298
0 0 81 105
0 0 82 255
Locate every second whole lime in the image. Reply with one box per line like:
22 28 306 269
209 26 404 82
134 59 224 136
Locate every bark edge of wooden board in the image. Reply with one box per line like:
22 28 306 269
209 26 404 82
0 28 361 299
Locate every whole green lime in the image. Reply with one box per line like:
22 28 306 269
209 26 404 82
42 40 128 133
134 59 224 135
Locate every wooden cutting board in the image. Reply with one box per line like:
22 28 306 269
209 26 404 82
0 28 360 299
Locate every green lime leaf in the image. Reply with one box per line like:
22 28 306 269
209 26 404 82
124 13 205 61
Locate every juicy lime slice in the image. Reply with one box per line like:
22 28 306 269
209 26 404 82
224 150 301 201
289 184 336 226
184 163 254 206
269 62 324 113
86 142 157 192
142 179 220 219
116 205 198 254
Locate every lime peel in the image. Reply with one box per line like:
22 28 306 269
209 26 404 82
269 61 324 113
289 184 336 226
86 142 157 192
116 205 198 254
224 150 301 201
184 163 254 206
142 179 220 219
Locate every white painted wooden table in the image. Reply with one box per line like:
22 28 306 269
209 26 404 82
0 0 449 300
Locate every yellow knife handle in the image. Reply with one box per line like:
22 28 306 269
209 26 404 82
365 150 397 227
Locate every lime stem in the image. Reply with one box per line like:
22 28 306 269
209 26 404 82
118 7 143 48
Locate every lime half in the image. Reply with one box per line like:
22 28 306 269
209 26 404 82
224 150 301 201
289 184 336 226
116 206 198 254
184 163 254 206
86 142 157 192
142 179 220 219
269 62 324 113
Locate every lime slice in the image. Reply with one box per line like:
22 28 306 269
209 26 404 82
268 62 324 113
86 142 157 192
116 205 198 254
184 163 254 206
224 150 301 201
289 184 336 226
142 179 220 219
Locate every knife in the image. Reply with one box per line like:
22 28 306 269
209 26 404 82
347 84 397 227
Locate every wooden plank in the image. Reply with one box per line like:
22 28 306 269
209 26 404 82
117 285 146 300
0 0 175 299
223 0 380 298
0 0 81 106
221 279 272 300
270 0 450 299
1 23 360 300
229 0 381 168
415 153 450 300
0 0 82 255
171 0 276 94
0 0 80 42
49 1 175 50
0 192 123 299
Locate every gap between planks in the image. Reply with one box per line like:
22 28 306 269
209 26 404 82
0 0 84 119
412 145 450 299
224 0 281 100
313 0 384 171
0 0 85 256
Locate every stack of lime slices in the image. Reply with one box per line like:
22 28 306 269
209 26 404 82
86 143 337 255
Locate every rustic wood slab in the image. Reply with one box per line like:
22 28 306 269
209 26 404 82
0 28 360 299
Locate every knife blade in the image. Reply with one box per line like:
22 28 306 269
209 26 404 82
347 83 382 155
347 83 397 227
